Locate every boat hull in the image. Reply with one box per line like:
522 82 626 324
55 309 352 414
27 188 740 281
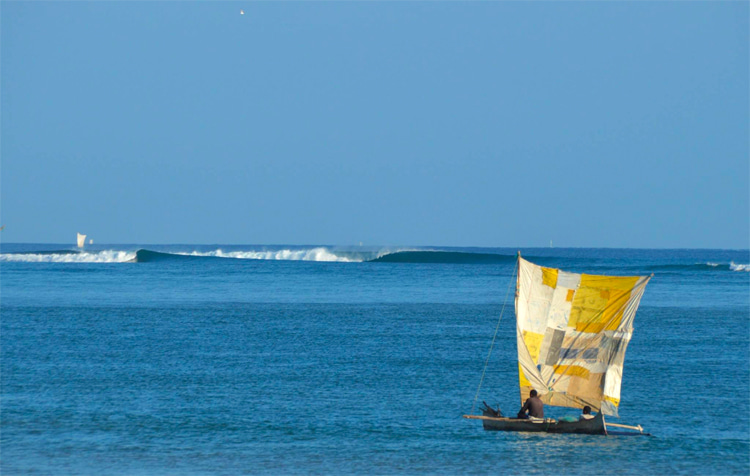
472 410 607 435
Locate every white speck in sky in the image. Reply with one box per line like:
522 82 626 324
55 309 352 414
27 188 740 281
240 10 244 15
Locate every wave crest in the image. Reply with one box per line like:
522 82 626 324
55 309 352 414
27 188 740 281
182 247 357 262
729 261 749 272
0 250 136 263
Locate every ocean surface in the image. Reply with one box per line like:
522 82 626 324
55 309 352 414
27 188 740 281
1 244 748 475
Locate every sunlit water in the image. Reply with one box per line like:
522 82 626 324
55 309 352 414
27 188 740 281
2 245 748 475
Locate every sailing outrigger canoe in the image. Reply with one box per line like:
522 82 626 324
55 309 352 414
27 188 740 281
464 255 652 436
466 408 648 435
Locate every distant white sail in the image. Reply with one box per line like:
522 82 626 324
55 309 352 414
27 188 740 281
77 233 86 248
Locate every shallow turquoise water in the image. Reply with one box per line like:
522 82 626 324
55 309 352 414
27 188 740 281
1 245 748 474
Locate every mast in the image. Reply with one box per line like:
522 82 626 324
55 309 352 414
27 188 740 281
515 251 522 404
516 251 521 299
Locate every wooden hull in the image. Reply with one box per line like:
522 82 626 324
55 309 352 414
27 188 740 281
464 410 607 435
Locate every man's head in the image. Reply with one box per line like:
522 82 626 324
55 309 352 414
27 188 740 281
582 405 591 414
529 389 538 398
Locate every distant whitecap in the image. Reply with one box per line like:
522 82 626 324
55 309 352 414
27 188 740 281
181 247 357 262
0 250 136 263
729 261 749 272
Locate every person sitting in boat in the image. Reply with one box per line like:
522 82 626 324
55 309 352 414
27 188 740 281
579 405 595 420
517 389 544 419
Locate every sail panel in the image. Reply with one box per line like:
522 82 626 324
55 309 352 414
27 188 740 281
516 257 650 416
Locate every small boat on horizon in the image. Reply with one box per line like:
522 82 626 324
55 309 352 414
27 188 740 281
77 233 86 249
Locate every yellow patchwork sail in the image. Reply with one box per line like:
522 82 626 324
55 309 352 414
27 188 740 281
516 257 650 417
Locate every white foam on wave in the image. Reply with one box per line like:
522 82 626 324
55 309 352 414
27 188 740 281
0 250 137 263
181 247 359 262
729 261 749 272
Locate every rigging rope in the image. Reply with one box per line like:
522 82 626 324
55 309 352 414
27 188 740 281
470 260 518 415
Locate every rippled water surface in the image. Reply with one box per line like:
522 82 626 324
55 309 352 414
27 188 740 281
2 245 748 474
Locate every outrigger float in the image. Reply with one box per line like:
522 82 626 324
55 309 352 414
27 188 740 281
464 254 652 436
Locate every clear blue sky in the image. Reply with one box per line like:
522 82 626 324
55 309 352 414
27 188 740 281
2 1 747 248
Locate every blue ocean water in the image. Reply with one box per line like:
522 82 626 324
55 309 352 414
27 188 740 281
1 244 748 475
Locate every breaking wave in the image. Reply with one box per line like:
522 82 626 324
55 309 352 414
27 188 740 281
0 250 136 263
2 247 745 270
132 248 516 264
0 247 518 265
640 262 750 273
179 248 360 262
132 248 367 263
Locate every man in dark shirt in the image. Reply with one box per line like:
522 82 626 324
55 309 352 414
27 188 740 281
517 389 544 419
